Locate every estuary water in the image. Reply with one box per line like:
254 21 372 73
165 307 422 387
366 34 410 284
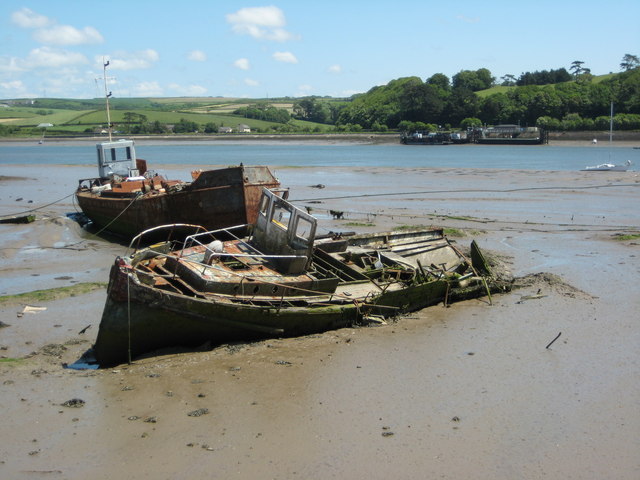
0 141 637 171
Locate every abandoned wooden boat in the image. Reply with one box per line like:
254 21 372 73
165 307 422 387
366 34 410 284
93 188 511 366
75 139 283 237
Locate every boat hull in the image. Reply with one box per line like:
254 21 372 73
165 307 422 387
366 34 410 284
93 261 492 366
76 166 280 237
581 165 629 172
475 138 544 145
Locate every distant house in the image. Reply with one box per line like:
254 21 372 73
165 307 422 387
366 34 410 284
218 126 233 134
237 124 251 133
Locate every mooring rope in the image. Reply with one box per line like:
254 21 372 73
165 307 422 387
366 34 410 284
127 271 132 365
290 182 640 203
0 192 76 218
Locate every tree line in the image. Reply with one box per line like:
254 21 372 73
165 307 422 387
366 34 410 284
332 54 640 132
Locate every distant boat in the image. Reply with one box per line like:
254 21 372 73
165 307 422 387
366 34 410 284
581 103 632 172
581 160 632 172
401 131 451 145
37 122 53 144
475 125 547 145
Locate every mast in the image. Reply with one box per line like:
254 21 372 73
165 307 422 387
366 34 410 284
103 58 113 142
609 101 613 144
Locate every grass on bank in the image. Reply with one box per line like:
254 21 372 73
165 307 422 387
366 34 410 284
344 222 376 227
612 232 640 241
0 282 107 306
395 224 485 238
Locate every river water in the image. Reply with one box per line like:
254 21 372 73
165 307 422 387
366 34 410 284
0 141 637 171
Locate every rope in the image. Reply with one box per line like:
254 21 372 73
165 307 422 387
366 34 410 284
0 192 75 218
58 191 142 249
0 190 143 253
127 271 132 365
290 182 640 202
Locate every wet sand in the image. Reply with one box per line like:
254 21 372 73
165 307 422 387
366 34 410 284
1 163 639 479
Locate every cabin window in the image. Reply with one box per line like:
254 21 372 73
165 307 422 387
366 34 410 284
294 216 313 242
258 194 270 217
107 146 133 163
271 202 291 230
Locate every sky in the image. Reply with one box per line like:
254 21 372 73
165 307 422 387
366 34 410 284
1 0 639 100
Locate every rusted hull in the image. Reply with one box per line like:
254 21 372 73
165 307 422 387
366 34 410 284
76 186 253 237
76 166 280 238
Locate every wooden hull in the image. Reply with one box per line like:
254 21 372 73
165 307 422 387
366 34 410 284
76 166 280 238
92 200 512 366
93 258 496 366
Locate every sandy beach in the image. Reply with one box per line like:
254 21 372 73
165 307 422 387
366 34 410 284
1 159 639 479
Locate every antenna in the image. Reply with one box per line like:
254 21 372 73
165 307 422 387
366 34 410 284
103 57 113 142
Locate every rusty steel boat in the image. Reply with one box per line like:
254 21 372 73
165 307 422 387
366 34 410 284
75 59 282 238
75 139 283 238
93 188 511 366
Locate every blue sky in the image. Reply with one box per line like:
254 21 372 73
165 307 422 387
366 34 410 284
1 0 639 99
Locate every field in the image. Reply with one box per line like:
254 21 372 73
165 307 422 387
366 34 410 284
0 97 328 136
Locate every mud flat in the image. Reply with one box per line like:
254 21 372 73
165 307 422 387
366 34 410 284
1 165 639 479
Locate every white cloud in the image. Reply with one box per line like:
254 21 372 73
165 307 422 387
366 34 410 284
233 58 250 70
25 47 88 69
0 56 25 74
168 83 208 96
296 84 313 96
226 6 295 42
131 81 163 97
188 50 207 62
456 15 480 24
44 71 90 95
273 51 298 64
328 64 342 74
12 8 102 46
11 8 51 28
244 78 259 87
103 50 160 70
34 25 103 46
0 80 28 94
